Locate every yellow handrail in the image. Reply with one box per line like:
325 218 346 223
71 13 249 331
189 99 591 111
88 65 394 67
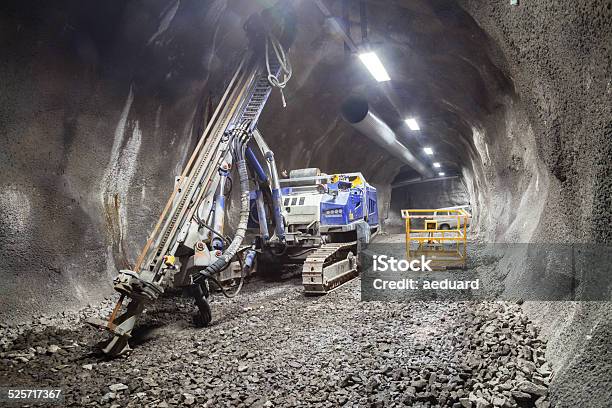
402 208 469 270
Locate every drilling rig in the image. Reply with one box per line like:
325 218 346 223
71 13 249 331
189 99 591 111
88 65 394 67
89 2 378 356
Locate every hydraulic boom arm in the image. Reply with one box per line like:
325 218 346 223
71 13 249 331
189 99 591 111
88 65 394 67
89 6 294 355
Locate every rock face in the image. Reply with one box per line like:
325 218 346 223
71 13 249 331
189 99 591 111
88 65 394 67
0 0 610 406
454 2 612 407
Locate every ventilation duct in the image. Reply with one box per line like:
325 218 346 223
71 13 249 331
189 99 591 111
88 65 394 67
341 97 434 178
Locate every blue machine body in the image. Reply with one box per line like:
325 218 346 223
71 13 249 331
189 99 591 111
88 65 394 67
318 178 378 228
248 173 378 232
248 173 379 231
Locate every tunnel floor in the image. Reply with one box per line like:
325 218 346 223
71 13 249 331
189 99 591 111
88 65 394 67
1 236 553 408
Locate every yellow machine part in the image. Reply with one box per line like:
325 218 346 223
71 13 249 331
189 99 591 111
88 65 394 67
163 255 176 266
331 174 363 187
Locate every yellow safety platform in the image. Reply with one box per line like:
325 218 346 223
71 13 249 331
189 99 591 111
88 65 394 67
401 208 469 270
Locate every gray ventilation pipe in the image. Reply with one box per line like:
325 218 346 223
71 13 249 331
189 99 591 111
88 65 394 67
341 97 434 178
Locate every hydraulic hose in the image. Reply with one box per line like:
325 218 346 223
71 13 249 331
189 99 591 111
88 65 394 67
199 139 250 279
266 33 292 107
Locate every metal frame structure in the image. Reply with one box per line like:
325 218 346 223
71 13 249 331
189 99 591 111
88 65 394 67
401 208 469 270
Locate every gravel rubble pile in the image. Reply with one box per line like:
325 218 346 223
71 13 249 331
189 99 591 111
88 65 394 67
0 278 552 407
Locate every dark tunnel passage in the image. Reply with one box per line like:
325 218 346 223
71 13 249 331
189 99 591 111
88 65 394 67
0 0 611 407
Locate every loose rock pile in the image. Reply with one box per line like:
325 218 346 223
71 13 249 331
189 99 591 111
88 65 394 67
0 278 552 407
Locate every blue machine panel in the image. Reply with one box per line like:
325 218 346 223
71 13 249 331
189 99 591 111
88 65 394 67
366 185 379 226
320 191 349 225
320 178 377 227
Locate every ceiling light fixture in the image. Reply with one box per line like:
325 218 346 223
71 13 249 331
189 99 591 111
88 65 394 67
438 172 446 176
433 162 441 168
423 147 434 155
405 118 420 131
359 52 391 82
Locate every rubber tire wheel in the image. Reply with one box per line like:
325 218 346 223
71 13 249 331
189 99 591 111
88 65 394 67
440 224 450 230
193 296 212 327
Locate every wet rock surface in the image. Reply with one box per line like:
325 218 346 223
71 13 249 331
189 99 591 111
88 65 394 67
1 277 552 407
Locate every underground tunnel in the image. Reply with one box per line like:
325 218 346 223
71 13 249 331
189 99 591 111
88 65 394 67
0 0 611 407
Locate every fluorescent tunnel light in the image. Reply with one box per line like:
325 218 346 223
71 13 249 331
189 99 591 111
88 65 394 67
433 162 441 168
423 147 434 155
359 52 391 82
405 118 420 131
438 172 446 176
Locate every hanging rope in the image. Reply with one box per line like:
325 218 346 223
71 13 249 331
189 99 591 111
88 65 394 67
265 33 292 108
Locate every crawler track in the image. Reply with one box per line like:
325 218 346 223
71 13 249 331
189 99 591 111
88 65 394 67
302 241 358 294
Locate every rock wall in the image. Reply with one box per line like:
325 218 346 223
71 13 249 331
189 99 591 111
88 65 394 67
453 1 612 406
0 0 250 319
